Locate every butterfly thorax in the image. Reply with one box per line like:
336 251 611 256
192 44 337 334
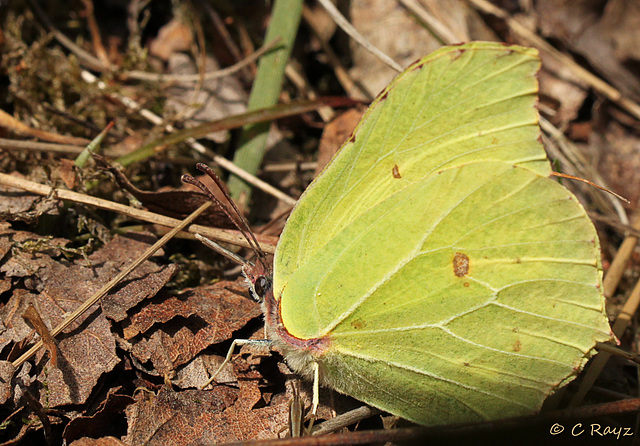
244 262 330 380
264 287 330 380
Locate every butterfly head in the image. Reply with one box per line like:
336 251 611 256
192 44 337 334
242 258 272 303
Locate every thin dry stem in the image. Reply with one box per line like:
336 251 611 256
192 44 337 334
317 0 403 73
123 39 280 82
569 274 640 406
311 406 382 436
551 171 629 204
541 116 628 224
29 0 106 71
398 0 465 44
0 109 89 146
285 63 334 122
0 172 278 253
81 0 112 69
302 5 372 100
567 212 640 406
604 211 640 300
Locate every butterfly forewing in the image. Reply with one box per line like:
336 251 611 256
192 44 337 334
274 43 548 287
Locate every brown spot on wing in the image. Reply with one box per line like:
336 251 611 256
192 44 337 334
350 318 366 329
451 48 466 61
392 164 401 179
453 252 470 278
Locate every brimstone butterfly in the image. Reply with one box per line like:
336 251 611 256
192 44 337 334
186 42 612 426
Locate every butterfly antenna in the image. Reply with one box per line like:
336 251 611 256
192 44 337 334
181 164 268 266
194 163 267 263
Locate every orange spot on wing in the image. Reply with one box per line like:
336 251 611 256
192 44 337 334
392 164 401 179
453 252 470 277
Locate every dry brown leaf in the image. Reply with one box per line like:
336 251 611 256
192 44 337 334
101 263 179 322
53 158 78 190
90 233 165 263
315 108 364 177
173 353 234 388
32 235 178 407
0 232 177 407
0 277 11 295
1 249 55 283
349 0 442 95
0 360 16 405
0 172 59 224
164 52 248 144
63 387 135 445
0 289 44 353
126 280 262 374
34 310 116 408
124 386 238 446
69 437 127 446
0 221 12 259
599 0 640 62
0 226 69 265
149 18 194 61
538 69 588 128
591 121 640 205
207 379 291 442
11 361 36 405
348 0 493 96
22 304 58 368
125 380 292 445
95 156 234 228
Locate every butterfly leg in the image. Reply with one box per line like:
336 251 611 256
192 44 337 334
305 360 320 432
312 360 320 417
200 338 274 390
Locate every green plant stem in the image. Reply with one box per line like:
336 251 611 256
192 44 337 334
227 0 304 205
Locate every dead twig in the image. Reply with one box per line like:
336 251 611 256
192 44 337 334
316 0 402 73
122 39 281 82
0 109 89 146
28 0 106 71
81 0 112 69
0 172 278 253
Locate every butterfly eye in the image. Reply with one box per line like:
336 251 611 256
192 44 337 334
254 276 271 298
